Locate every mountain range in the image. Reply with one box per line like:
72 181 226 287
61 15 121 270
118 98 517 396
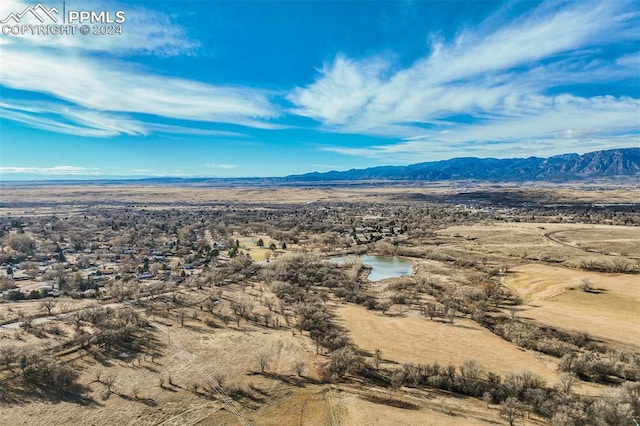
284 148 640 182
2 148 638 185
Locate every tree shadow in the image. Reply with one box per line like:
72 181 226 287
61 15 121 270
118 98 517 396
117 393 158 406
0 377 98 407
360 393 420 410
262 371 306 388
227 385 266 405
159 385 178 393
184 324 207 333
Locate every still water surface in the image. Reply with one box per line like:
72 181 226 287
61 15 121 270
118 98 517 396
330 254 413 281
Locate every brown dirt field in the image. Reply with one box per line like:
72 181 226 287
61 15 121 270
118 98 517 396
335 304 560 384
506 264 640 349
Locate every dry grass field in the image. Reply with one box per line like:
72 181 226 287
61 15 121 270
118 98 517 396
0 303 321 426
549 228 640 258
335 304 560 384
252 382 522 426
0 290 537 426
2 183 639 211
438 222 640 350
506 264 640 350
0 298 97 325
439 222 640 264
236 236 290 261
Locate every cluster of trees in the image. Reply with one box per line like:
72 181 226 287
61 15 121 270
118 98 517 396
576 258 639 273
265 256 362 380
72 307 155 357
481 316 640 383
560 350 640 383
0 347 78 392
376 359 639 425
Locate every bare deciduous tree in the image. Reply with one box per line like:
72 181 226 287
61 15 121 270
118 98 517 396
131 384 140 399
580 278 593 292
103 374 116 394
40 299 57 316
214 371 226 387
263 298 275 311
257 352 270 373
500 397 526 426
446 309 455 324
424 302 437 320
556 373 578 395
373 349 382 370
221 314 231 327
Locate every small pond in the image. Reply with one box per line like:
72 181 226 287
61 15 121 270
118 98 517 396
330 254 413 281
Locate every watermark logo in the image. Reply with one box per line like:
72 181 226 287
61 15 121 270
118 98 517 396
0 3 59 23
1 2 125 36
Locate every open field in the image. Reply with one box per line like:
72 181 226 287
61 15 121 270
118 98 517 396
1 183 640 211
439 222 640 264
252 382 523 426
335 304 560 384
549 228 640 258
0 289 322 426
235 236 291 261
334 388 542 426
506 263 640 350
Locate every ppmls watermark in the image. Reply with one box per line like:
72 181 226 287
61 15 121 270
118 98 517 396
1 2 125 36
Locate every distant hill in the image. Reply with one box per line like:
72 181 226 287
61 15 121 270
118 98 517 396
284 148 640 182
2 148 638 185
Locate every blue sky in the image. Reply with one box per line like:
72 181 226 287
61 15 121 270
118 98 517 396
0 0 638 179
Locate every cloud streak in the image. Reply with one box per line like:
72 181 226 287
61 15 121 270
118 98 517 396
0 166 98 175
205 163 237 169
0 48 279 130
289 0 640 160
0 1 281 137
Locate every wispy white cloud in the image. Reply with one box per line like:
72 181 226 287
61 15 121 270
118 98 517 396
0 166 99 175
616 51 640 68
290 0 640 160
0 48 278 129
0 100 147 137
0 1 281 137
0 100 253 138
205 163 237 169
311 164 340 170
145 124 247 137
